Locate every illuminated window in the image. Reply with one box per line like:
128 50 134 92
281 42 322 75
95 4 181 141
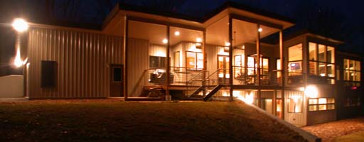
186 51 203 70
288 44 303 76
288 95 302 113
308 98 335 111
308 42 336 84
344 59 361 86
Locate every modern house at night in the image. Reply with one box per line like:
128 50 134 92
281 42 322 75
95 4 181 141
1 2 362 127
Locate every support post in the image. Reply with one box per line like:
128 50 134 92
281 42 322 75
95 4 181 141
123 16 128 101
202 30 207 97
279 30 285 119
257 24 261 107
166 25 171 101
228 16 233 101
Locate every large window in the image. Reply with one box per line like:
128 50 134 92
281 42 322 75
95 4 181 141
308 98 335 111
288 44 303 76
344 59 361 86
308 42 336 84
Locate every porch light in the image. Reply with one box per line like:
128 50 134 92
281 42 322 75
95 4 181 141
12 18 29 32
225 42 231 46
174 31 180 36
162 38 168 44
196 38 202 42
258 27 263 32
304 85 318 98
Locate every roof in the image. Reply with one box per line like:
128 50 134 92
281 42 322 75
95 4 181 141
284 29 344 45
117 1 295 24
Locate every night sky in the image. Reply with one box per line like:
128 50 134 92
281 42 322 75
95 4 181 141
0 0 363 55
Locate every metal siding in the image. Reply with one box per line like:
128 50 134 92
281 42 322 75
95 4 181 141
28 27 123 99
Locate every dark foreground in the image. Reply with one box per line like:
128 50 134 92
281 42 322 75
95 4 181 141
0 100 305 142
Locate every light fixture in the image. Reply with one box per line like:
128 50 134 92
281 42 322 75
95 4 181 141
196 37 202 43
162 38 168 44
242 45 245 49
174 31 180 36
304 85 318 98
12 18 29 32
258 27 263 32
225 42 231 46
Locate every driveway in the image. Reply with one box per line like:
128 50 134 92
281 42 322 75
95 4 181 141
302 117 364 142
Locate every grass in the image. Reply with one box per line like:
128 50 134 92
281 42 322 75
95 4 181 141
0 100 305 142
335 131 364 142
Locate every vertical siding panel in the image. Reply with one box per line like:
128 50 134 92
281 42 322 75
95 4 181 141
28 27 123 99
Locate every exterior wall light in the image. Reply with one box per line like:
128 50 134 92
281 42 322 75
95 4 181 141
12 18 29 33
304 85 319 98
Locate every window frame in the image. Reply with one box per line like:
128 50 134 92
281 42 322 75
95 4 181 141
343 59 361 86
308 97 336 111
308 42 336 84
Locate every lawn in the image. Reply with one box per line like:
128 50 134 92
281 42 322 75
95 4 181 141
0 100 305 142
335 131 364 142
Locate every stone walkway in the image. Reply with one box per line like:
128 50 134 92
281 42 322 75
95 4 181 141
302 117 364 142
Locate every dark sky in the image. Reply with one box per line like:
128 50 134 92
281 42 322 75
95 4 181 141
0 0 363 54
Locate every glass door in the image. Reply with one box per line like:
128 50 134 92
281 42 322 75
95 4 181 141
218 55 230 84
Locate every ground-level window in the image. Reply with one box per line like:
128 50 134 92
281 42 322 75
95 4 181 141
308 98 335 111
288 95 302 113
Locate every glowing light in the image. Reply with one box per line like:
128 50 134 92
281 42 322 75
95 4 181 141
225 42 231 46
195 43 201 46
14 48 23 67
258 28 263 32
298 87 305 91
196 38 202 42
235 92 255 105
12 18 29 32
242 45 245 49
304 85 318 98
174 31 180 36
162 38 168 44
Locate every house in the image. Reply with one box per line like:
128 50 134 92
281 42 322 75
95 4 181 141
2 2 362 126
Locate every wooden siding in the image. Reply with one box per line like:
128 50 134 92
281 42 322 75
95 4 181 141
27 27 123 99
284 90 307 127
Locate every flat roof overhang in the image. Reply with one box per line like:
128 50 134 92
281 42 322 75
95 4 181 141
102 2 295 31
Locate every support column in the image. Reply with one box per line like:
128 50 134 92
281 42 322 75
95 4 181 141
123 16 128 101
228 16 233 101
279 30 285 119
257 24 261 107
202 30 207 97
166 25 171 101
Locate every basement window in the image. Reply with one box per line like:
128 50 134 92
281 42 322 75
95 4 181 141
308 98 335 111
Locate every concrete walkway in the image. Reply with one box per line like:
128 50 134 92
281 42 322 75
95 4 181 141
302 117 364 142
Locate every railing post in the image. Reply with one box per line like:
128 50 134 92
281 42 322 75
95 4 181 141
166 25 171 101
